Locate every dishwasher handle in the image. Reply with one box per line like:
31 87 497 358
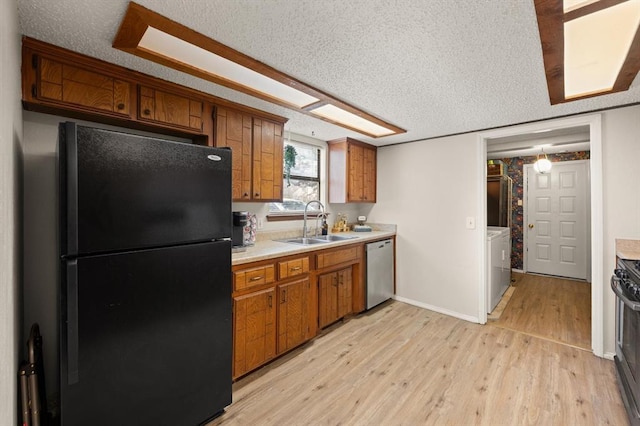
367 239 392 251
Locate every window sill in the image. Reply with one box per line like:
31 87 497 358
266 213 305 222
266 212 329 222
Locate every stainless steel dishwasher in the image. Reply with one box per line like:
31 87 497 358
366 239 394 309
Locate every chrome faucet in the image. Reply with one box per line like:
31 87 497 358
303 200 325 239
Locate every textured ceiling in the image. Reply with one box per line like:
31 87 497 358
16 0 640 146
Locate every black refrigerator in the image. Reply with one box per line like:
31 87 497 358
58 122 232 426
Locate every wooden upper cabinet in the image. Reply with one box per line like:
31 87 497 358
216 107 253 200
22 38 288 148
216 107 283 202
253 118 283 201
328 137 377 203
138 86 203 133
32 56 132 118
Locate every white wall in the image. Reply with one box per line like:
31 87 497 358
0 0 22 424
371 104 640 355
370 133 482 321
601 105 640 354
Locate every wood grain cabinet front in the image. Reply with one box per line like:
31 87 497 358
318 267 353 328
32 56 132 118
216 107 284 201
138 86 204 132
233 287 276 379
277 277 312 354
233 264 276 292
278 256 310 280
328 137 377 203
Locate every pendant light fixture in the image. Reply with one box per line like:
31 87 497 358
533 148 552 174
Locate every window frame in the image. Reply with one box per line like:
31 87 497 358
267 139 323 221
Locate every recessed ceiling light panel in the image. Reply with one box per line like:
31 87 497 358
139 26 320 109
113 2 405 138
564 0 640 98
310 104 396 137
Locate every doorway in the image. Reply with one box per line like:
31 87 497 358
479 114 603 357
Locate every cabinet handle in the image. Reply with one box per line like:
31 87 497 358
268 294 272 308
255 193 260 197
281 289 287 304
116 103 125 110
290 266 302 272
249 276 263 282
333 276 338 287
243 193 249 198
143 108 151 115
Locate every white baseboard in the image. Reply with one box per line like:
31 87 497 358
603 351 615 361
393 295 480 323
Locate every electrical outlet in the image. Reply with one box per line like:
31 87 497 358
466 217 475 229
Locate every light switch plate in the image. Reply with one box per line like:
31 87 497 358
466 217 475 229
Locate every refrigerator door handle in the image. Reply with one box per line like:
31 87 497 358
67 260 80 384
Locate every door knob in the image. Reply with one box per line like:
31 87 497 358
528 224 534 229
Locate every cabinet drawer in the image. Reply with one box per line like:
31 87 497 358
234 264 276 291
278 256 310 280
316 246 359 269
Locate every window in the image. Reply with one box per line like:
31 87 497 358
268 140 321 216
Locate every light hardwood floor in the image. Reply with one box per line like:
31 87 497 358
491 273 591 350
208 301 626 425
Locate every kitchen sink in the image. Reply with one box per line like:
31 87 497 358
276 237 329 245
275 235 358 245
310 235 358 242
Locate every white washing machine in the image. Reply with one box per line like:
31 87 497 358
487 226 511 313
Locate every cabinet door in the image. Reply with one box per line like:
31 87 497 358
252 119 283 201
216 107 252 200
277 278 311 354
318 272 339 328
138 86 203 132
348 143 364 202
337 267 353 318
233 288 276 378
37 57 131 117
363 146 376 202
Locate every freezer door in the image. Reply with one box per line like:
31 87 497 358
60 241 232 426
60 122 231 256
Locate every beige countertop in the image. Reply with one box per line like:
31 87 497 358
616 238 640 260
232 230 396 266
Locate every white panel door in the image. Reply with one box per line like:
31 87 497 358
526 161 588 279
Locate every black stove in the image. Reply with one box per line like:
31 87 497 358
614 259 640 301
613 258 640 426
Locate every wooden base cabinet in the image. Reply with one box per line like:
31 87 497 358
233 288 276 379
232 241 373 379
277 277 312 354
318 267 353 329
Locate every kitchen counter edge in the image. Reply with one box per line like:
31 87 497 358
232 231 396 266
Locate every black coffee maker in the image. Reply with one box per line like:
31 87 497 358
232 211 248 250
